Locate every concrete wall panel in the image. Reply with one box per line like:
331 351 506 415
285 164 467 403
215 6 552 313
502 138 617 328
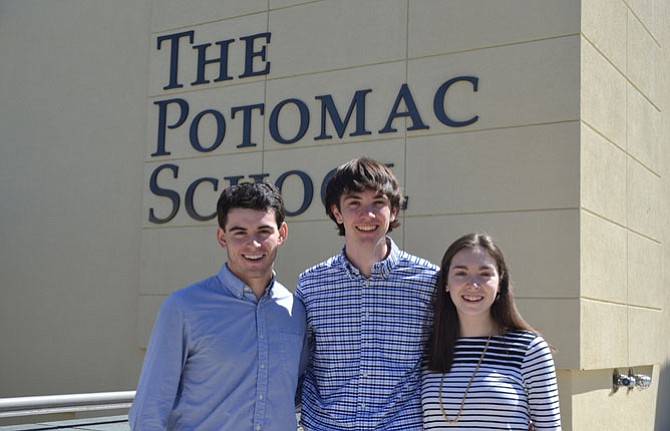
627 84 662 174
408 0 580 57
268 0 407 77
627 158 661 240
582 0 627 71
581 124 627 224
405 123 580 215
580 212 627 303
581 39 627 148
151 0 267 32
627 232 662 309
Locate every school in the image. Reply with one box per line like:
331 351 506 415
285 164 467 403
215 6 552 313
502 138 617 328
1 1 669 429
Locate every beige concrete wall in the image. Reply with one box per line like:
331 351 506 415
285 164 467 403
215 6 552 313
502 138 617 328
578 0 670 429
0 0 152 397
1 1 669 430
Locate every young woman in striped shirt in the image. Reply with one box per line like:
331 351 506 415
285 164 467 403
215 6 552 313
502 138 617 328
422 233 562 430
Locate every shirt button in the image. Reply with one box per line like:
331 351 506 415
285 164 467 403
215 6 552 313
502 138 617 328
361 403 366 408
259 334 264 339
260 363 265 369
362 372 368 377
256 426 261 431
259 394 264 400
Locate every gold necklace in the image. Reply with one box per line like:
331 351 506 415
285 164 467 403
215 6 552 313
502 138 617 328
438 336 491 424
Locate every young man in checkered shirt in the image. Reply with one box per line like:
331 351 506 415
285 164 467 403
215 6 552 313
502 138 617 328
297 157 438 431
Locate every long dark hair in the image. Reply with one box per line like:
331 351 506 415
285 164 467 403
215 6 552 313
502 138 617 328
426 233 536 372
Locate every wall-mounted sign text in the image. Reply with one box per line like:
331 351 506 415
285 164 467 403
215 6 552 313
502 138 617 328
148 30 480 224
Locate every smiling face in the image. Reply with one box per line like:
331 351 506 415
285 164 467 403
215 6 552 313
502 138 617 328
330 188 398 248
446 246 500 327
216 207 287 293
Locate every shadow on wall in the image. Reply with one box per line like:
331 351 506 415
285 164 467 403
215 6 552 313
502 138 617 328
656 362 670 430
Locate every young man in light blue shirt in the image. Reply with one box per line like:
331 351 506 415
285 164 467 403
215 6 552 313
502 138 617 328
297 157 438 431
130 182 306 431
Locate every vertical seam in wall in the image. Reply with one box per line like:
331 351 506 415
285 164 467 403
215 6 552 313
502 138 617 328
402 0 410 246
262 1 271 173
625 2 630 368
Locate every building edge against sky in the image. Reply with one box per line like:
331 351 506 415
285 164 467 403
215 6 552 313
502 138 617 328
1 1 669 430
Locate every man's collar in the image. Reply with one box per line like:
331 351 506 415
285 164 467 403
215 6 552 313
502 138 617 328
338 237 399 278
217 263 275 299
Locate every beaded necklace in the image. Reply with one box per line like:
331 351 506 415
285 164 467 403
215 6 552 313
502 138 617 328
438 336 492 424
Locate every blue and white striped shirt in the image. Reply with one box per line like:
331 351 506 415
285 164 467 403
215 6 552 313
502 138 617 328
296 238 438 431
421 331 562 430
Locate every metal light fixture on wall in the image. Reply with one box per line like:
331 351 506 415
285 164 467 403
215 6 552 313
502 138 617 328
612 368 652 392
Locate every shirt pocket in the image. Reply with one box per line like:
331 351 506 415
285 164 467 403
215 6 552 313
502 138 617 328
277 332 304 376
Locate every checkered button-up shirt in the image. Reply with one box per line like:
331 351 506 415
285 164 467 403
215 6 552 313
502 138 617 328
297 238 438 431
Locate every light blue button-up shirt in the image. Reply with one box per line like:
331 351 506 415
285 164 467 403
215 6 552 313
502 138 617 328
129 264 306 431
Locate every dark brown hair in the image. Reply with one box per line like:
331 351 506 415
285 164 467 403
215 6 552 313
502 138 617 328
324 157 404 236
426 232 537 372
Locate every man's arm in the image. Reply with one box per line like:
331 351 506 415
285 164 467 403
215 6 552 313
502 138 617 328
129 296 187 430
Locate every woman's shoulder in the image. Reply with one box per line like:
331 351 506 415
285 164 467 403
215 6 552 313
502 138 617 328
497 330 546 349
501 330 554 358
503 329 538 340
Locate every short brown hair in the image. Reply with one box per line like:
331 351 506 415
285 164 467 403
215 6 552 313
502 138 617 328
325 157 404 236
